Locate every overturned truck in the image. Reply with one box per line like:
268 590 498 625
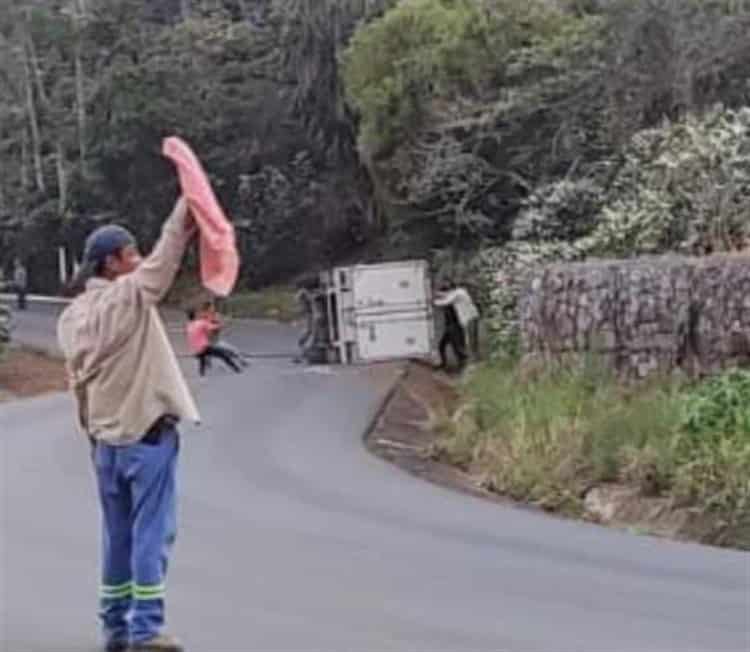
303 260 436 365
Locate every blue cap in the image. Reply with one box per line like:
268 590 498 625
82 225 136 269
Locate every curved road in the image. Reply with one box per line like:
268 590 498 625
1 304 748 651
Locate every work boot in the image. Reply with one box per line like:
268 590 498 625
129 633 184 651
104 642 128 652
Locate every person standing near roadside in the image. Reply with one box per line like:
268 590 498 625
13 258 27 311
434 279 479 372
57 197 199 652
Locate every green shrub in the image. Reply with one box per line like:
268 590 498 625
675 369 750 521
470 241 585 356
220 287 298 323
437 357 682 509
681 369 750 437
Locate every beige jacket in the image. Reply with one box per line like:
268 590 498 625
57 198 201 445
434 287 479 328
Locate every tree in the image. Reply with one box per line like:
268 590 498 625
342 0 603 249
0 0 385 289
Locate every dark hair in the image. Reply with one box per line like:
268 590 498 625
88 245 130 278
187 309 196 320
63 260 98 297
93 256 108 277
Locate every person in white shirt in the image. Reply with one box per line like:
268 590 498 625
434 279 479 371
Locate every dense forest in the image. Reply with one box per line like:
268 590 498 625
0 0 390 289
1 0 750 345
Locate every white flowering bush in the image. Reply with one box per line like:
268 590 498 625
471 241 584 356
512 177 604 242
581 107 750 256
480 106 750 354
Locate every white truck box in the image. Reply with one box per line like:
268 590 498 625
323 260 434 364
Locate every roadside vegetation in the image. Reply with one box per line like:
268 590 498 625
220 287 298 322
436 358 750 549
0 303 12 361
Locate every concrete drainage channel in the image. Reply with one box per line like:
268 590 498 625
0 293 70 305
361 363 409 444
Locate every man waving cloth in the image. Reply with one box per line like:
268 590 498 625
58 198 199 652
58 139 238 652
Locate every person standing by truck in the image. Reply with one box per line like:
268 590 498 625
434 280 479 372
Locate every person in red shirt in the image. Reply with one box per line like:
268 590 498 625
198 301 248 368
185 309 243 376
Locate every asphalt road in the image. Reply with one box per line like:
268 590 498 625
1 302 748 652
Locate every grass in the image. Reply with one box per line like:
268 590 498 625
435 357 750 549
219 287 298 322
0 347 67 398
166 276 299 323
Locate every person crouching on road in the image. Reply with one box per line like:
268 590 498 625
185 308 244 376
57 197 199 652
199 300 248 368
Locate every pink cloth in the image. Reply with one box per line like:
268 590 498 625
186 318 218 355
163 136 240 297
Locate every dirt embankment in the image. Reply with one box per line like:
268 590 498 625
366 362 500 501
0 349 67 402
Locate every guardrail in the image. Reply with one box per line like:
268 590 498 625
0 293 70 304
